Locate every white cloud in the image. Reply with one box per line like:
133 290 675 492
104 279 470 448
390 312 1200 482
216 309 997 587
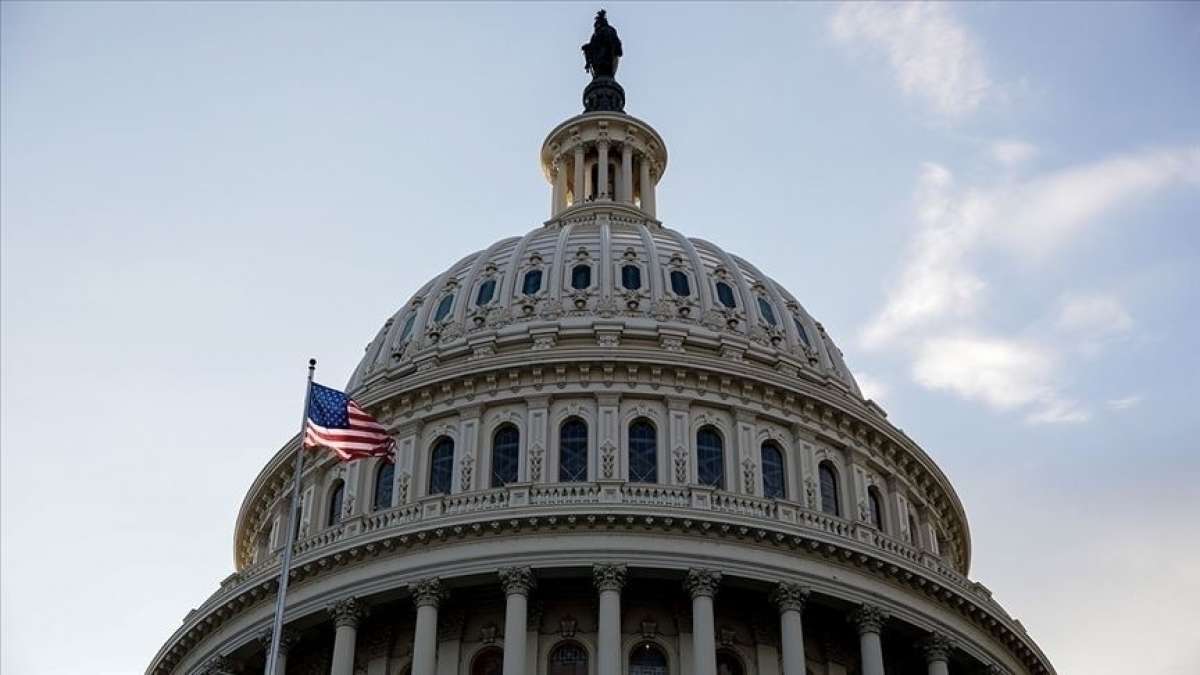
830 2 992 119
1107 394 1144 411
1057 293 1133 335
990 139 1038 166
853 372 890 405
911 335 1090 424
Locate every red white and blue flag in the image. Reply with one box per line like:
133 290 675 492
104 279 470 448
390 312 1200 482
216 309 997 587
304 383 393 461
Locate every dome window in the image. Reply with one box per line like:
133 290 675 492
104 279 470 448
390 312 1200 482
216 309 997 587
792 317 811 348
630 642 668 675
571 264 592 290
621 264 642 290
476 279 496 306
716 282 737 308
696 426 725 489
433 294 454 322
490 425 520 487
758 297 778 326
669 270 691 296
428 437 454 495
819 461 841 517
628 418 657 483
399 313 416 342
761 441 785 499
559 418 588 482
373 461 394 511
326 480 345 527
868 485 885 530
522 269 543 295
549 641 588 675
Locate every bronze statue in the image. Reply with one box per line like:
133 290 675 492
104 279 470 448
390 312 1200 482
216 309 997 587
582 9 622 79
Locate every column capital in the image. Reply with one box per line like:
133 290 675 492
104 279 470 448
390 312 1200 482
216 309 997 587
851 603 887 636
498 566 537 596
684 568 723 599
593 563 628 592
257 627 300 656
920 632 954 663
328 596 368 629
411 577 448 608
199 655 237 675
770 582 810 613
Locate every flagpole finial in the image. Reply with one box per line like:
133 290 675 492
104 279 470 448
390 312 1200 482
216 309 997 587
309 358 317 367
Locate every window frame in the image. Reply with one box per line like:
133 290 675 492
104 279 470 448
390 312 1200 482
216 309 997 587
818 461 841 517
715 281 737 309
669 270 691 297
696 426 725 490
433 294 454 323
428 436 455 495
522 269 544 296
326 479 345 527
490 424 520 488
558 417 589 482
760 441 786 499
628 418 658 484
373 460 395 511
475 278 496 306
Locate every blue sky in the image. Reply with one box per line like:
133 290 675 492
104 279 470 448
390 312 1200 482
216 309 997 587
2 3 1198 674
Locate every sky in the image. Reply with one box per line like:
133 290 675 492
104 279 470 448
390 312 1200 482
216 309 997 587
2 2 1198 674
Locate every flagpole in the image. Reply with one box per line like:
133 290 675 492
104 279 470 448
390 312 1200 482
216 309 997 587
265 358 316 675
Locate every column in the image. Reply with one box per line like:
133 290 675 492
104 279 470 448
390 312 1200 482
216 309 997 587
597 140 610 199
259 628 298 675
594 564 627 675
638 157 654 216
685 568 722 675
620 143 634 203
411 578 447 675
851 604 886 675
328 597 368 675
552 156 567 215
499 567 536 675
573 144 586 205
770 583 809 675
921 633 952 675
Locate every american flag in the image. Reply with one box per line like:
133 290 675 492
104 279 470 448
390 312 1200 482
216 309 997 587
304 383 393 461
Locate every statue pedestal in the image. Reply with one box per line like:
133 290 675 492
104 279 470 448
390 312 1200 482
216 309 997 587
583 77 625 113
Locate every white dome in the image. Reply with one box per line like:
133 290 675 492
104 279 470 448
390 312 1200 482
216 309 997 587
349 208 860 398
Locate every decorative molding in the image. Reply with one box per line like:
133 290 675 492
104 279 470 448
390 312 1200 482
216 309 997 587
559 615 578 638
921 632 954 663
411 577 447 609
327 596 367 629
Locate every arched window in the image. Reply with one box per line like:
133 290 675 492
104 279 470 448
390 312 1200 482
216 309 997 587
908 513 920 545
757 297 778 326
818 461 840 516
476 279 496 305
760 441 785 499
399 313 416 342
670 270 691 296
571 264 592 290
522 269 543 295
716 281 737 308
868 485 885 530
470 646 503 675
373 461 394 511
559 418 588 482
428 437 454 495
696 426 725 489
716 650 745 675
548 641 589 675
628 418 657 483
792 317 811 349
622 265 642 290
433 294 454 322
326 480 344 527
629 642 668 675
491 425 520 487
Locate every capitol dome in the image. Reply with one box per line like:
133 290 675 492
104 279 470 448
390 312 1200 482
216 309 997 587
150 12 1054 675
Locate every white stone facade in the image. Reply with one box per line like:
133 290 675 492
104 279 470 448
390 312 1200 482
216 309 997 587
147 21 1055 675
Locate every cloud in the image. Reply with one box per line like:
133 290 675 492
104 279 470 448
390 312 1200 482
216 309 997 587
1107 394 1144 411
862 146 1198 423
1057 293 1133 335
853 372 890 405
990 139 1038 166
912 335 1090 424
830 2 992 119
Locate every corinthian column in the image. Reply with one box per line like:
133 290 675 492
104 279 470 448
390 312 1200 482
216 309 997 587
258 628 298 675
328 597 368 675
411 578 447 675
770 583 809 675
685 568 722 675
921 632 953 675
851 604 887 675
593 564 628 675
498 567 536 675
